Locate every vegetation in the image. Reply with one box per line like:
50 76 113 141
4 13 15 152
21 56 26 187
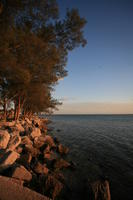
0 0 86 120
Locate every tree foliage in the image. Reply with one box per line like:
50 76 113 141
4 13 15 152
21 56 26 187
0 0 87 120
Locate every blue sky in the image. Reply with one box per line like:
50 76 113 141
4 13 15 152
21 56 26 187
54 0 133 114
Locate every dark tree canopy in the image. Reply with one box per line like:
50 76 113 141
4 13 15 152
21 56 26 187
0 0 87 120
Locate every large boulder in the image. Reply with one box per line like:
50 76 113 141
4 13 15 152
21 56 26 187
31 128 41 139
0 151 20 171
88 180 111 200
11 165 32 181
0 130 10 149
7 135 21 151
0 175 50 200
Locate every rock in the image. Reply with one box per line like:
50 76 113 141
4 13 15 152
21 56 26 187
43 145 50 154
25 117 32 125
0 175 50 200
21 136 33 146
54 159 70 170
11 165 32 181
45 174 63 200
44 135 55 148
32 118 41 127
44 153 51 160
0 151 20 171
34 137 45 149
16 146 23 154
24 144 40 157
17 153 32 168
31 128 41 139
15 123 24 132
33 162 49 175
88 180 111 200
7 135 21 151
57 144 69 155
0 130 10 149
3 121 15 127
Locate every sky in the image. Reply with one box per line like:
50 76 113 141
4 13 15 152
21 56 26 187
54 0 133 114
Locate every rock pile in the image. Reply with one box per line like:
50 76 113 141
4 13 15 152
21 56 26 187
0 117 71 200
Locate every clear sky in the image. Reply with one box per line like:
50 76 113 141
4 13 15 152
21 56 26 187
54 0 133 114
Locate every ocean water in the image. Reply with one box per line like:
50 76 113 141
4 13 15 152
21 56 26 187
48 115 133 200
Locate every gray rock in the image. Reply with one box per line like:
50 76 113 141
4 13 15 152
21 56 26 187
0 175 50 200
11 165 32 181
0 151 20 171
0 130 10 149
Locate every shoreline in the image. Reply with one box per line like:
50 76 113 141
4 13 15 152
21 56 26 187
0 116 111 200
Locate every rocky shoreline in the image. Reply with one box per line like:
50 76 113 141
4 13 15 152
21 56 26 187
0 117 111 200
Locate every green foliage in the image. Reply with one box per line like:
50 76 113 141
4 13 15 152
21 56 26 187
0 0 87 119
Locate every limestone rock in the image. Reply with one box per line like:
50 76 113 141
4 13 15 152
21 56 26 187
0 151 20 171
7 135 21 151
0 130 10 149
88 180 111 200
31 128 41 139
11 165 32 181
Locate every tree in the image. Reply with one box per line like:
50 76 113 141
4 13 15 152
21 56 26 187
0 0 87 120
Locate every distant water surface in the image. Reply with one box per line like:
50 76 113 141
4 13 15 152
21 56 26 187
47 115 133 200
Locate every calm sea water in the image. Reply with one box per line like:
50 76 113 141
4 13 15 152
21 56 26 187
48 115 133 200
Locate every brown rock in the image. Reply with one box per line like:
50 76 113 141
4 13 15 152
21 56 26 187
21 136 33 146
11 165 32 181
25 144 40 157
44 135 55 148
7 135 21 151
25 117 32 125
45 174 63 200
15 123 24 132
88 180 111 200
0 130 10 149
57 144 69 155
0 175 50 200
54 159 70 170
17 153 32 168
33 162 49 175
0 151 20 171
31 128 41 139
